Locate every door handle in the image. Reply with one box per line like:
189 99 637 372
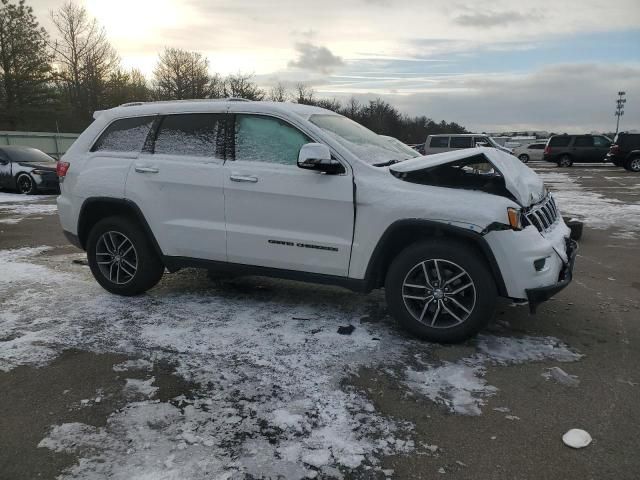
230 174 258 183
135 166 159 174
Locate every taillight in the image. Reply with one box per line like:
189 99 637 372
610 144 620 154
544 146 550 155
56 161 70 178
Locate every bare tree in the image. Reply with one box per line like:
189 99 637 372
268 82 288 102
0 0 52 129
224 72 264 100
295 82 315 104
50 1 118 120
153 47 211 100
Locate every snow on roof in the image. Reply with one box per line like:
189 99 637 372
99 100 336 122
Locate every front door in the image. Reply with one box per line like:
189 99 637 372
223 114 354 277
125 113 228 261
0 150 11 188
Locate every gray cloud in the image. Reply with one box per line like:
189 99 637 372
288 42 344 74
454 11 540 28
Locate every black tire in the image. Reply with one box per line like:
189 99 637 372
384 240 497 343
518 154 529 163
624 157 640 172
557 155 573 167
86 216 164 295
16 173 37 194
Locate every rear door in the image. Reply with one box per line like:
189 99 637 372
572 136 595 162
223 113 354 276
125 112 228 261
528 144 545 161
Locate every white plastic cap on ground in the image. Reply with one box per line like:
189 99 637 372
562 429 592 448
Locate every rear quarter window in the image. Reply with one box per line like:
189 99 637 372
91 116 155 153
549 136 571 148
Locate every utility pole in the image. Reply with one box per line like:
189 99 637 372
615 91 626 136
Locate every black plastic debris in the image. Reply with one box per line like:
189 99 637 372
337 325 355 335
564 218 584 241
72 258 89 266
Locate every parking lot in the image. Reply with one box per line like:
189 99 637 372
1 163 639 480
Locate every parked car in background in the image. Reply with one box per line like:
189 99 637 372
423 134 513 155
543 134 611 167
56 99 575 343
0 146 59 194
606 132 640 172
380 135 422 157
512 143 546 163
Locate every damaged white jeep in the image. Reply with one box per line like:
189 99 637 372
56 100 577 342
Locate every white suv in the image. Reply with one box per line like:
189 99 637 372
56 100 577 342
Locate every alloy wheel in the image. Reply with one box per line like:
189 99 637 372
630 158 640 172
401 259 476 329
17 175 33 194
519 154 529 163
95 231 138 285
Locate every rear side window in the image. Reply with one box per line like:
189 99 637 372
154 114 225 158
574 136 593 147
233 114 311 165
529 144 544 150
429 137 449 148
549 136 571 147
92 117 154 152
450 136 473 148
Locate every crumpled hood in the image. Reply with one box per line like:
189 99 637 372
390 147 545 206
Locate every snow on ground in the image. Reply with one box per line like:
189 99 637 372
0 248 582 479
539 171 640 237
0 192 57 223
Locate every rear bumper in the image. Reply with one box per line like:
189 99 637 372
526 238 577 313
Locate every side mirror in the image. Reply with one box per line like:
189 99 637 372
297 143 344 175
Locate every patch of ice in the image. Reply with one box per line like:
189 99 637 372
405 362 496 416
477 334 583 365
124 377 158 398
542 366 580 387
112 358 154 372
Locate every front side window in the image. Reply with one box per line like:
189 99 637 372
450 136 473 148
234 114 311 165
92 116 154 152
574 136 593 147
154 114 225 158
430 137 449 148
593 136 610 147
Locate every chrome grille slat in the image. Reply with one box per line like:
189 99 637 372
524 194 559 233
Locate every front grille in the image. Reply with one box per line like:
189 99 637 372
524 194 559 233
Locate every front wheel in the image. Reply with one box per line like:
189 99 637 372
16 173 36 194
518 154 529 163
557 155 573 167
385 240 497 343
624 157 640 172
87 216 164 295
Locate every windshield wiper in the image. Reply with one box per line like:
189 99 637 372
373 159 403 167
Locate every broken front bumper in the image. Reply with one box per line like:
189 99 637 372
526 239 578 313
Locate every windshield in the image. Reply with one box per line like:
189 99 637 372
7 147 55 163
382 136 421 157
309 114 417 165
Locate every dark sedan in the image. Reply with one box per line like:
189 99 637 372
0 146 59 194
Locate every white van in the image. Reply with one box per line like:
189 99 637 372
424 134 513 155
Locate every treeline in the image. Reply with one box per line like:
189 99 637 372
0 0 467 142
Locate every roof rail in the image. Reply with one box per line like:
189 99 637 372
119 102 146 107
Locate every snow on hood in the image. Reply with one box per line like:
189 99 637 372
390 147 546 207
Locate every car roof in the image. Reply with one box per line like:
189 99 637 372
428 133 488 137
96 100 338 123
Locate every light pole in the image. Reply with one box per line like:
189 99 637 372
615 91 626 136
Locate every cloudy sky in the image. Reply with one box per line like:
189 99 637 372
28 0 640 132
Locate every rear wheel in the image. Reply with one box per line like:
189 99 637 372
518 154 529 163
557 155 573 167
384 240 497 343
16 173 36 194
624 157 640 172
87 216 164 295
